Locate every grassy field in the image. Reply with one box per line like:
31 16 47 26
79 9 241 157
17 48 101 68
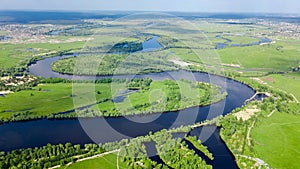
60 153 127 169
0 79 225 121
218 43 299 72
107 80 225 115
223 36 260 44
51 51 179 76
251 112 300 169
260 73 300 100
0 41 84 69
0 83 114 119
166 48 204 64
194 22 269 34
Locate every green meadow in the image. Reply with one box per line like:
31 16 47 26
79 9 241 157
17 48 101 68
223 36 260 44
0 79 225 121
0 83 112 119
1 16 300 169
60 153 127 169
261 73 300 100
252 112 300 169
0 41 84 69
103 80 225 115
218 43 299 72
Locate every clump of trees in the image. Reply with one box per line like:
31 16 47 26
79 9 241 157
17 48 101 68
157 36 178 48
128 78 152 90
0 68 27 77
185 136 214 160
51 52 179 76
118 139 166 169
152 130 212 169
163 80 181 110
0 121 219 169
109 41 143 53
39 77 126 84
0 143 104 169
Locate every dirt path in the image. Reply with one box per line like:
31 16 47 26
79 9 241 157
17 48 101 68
237 155 270 169
247 119 256 146
246 114 260 147
48 165 60 169
290 93 299 103
267 110 276 118
117 150 120 169
76 149 120 162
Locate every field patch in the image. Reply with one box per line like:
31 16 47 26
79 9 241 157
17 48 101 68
61 153 127 169
251 112 300 169
261 73 300 100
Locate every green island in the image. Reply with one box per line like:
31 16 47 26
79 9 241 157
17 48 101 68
51 53 178 76
185 136 214 160
0 11 300 169
0 78 226 122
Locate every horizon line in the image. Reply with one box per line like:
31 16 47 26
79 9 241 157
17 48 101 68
0 9 300 16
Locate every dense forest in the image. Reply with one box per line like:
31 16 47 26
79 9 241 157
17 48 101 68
0 125 216 169
108 41 143 53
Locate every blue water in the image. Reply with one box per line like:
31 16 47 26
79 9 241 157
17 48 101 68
142 36 163 52
216 35 272 49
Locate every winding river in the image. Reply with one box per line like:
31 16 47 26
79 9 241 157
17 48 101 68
0 37 255 168
216 35 272 49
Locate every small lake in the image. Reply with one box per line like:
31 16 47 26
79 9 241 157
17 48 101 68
111 89 139 103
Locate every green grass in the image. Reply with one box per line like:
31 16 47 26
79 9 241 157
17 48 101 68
61 153 127 169
51 51 178 76
0 80 225 121
223 36 260 44
0 83 108 119
1 17 300 169
218 43 299 72
251 112 300 169
194 22 264 33
0 82 126 120
0 41 84 69
93 80 226 116
166 48 203 64
185 136 214 160
104 80 225 115
261 73 300 100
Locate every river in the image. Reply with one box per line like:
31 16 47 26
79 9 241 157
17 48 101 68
0 36 255 168
215 35 272 49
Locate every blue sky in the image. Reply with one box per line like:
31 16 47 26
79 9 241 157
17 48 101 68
1 0 300 13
